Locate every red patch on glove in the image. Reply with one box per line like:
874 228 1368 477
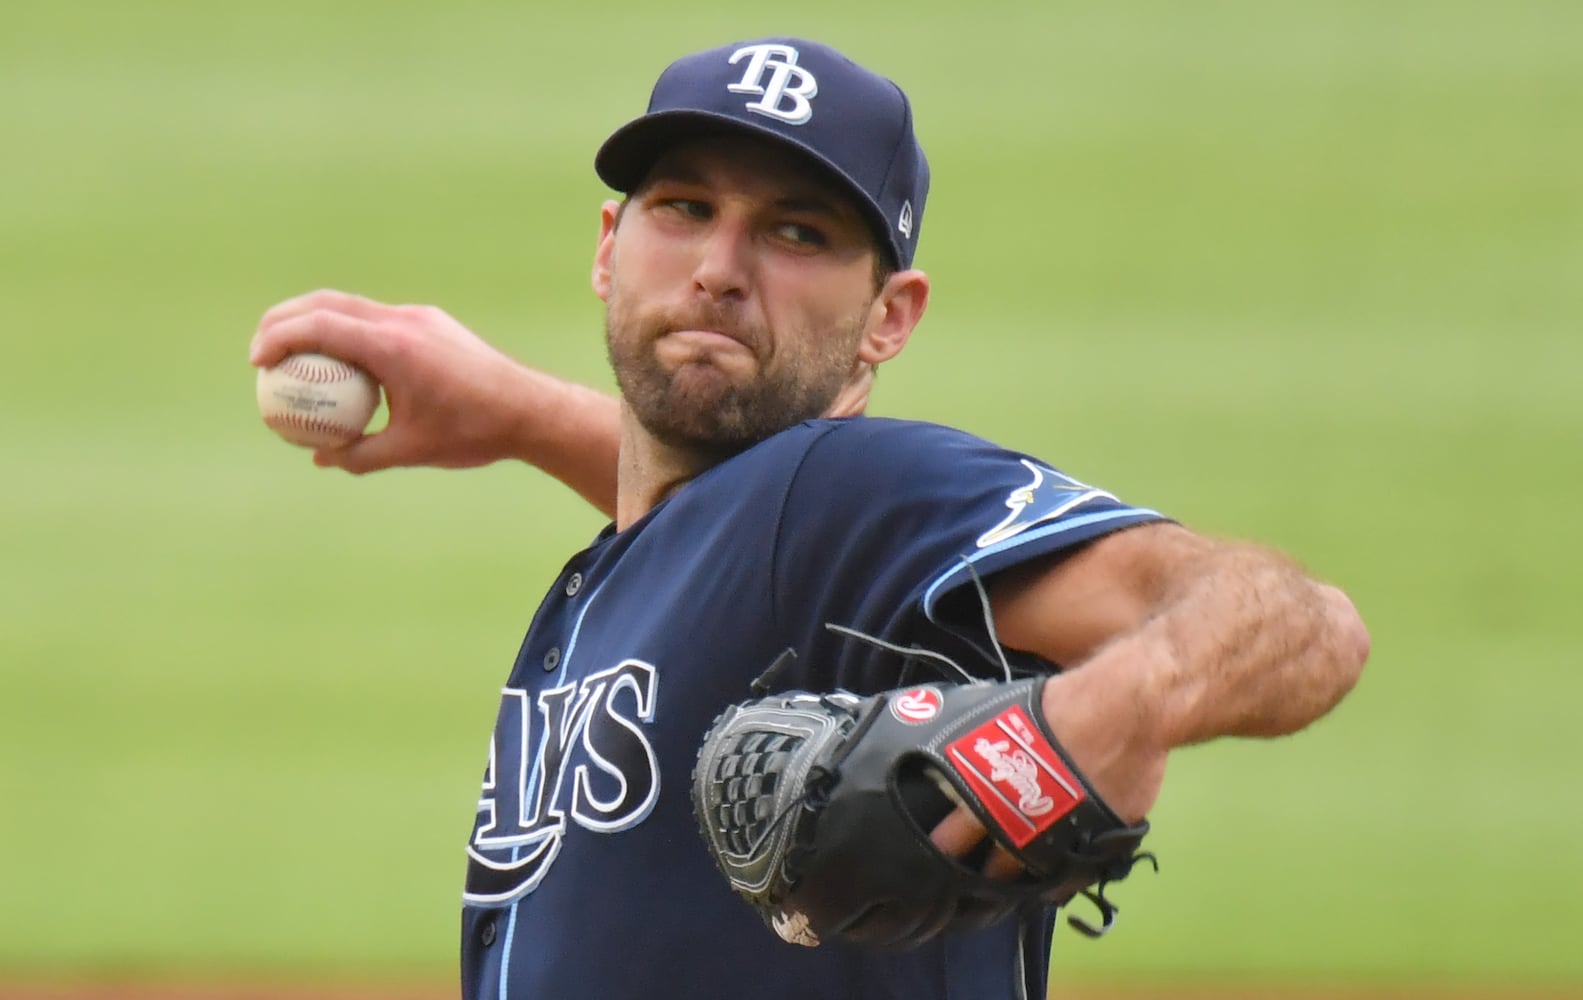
944 706 1085 847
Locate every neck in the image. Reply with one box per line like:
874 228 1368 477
614 406 721 531
611 367 878 530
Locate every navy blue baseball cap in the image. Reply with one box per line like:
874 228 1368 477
595 37 929 269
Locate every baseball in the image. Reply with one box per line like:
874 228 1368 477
256 353 381 449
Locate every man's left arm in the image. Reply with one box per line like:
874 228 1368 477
991 521 1371 823
692 514 1369 939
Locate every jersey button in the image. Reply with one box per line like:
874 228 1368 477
542 647 561 672
565 572 583 597
480 916 497 947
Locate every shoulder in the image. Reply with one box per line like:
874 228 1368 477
792 416 1001 478
683 417 989 497
806 415 992 452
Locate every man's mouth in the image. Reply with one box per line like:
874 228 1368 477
663 327 755 353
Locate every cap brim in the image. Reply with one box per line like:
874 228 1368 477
594 110 899 266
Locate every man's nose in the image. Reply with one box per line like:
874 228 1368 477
691 220 752 302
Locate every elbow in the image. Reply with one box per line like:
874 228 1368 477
1322 584 1371 690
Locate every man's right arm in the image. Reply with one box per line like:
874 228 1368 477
250 289 621 518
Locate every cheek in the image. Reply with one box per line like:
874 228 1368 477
609 228 689 297
772 267 865 321
783 292 870 359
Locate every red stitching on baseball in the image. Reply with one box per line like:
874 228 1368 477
278 357 357 384
265 413 361 437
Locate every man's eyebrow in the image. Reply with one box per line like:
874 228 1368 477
773 195 848 220
639 163 858 223
642 163 707 189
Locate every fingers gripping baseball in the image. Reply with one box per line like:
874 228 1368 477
252 290 525 473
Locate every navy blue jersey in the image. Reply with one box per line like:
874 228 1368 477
460 416 1166 1000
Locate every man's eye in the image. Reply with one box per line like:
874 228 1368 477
666 199 710 219
776 223 827 247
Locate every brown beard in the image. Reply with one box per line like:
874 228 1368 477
605 293 866 458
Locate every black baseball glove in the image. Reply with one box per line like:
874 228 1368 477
690 676 1154 949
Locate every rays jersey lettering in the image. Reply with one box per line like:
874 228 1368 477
977 459 1118 548
464 659 659 904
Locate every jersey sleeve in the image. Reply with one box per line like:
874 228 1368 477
770 418 1169 690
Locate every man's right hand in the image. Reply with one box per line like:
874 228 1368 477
251 289 620 514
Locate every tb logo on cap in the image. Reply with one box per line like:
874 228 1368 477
728 44 818 125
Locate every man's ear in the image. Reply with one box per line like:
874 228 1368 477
858 270 931 366
591 199 624 301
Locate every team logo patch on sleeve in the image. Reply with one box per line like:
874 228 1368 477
944 706 1085 847
977 459 1117 548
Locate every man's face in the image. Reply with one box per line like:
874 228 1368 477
596 135 884 456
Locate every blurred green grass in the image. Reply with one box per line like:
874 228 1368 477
2 0 1579 991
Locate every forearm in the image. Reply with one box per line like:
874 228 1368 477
1065 544 1369 749
502 366 621 519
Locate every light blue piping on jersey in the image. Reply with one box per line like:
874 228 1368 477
920 507 1162 623
497 573 612 1000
